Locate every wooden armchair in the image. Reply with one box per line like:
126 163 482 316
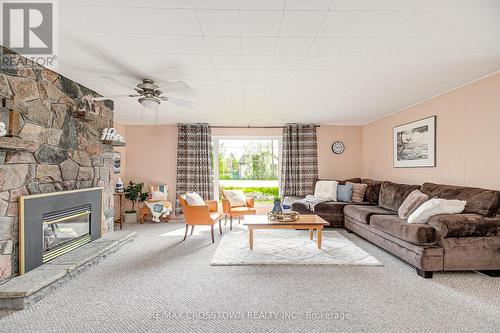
179 195 223 243
221 191 256 230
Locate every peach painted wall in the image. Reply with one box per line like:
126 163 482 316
124 125 178 205
362 72 500 190
317 126 362 180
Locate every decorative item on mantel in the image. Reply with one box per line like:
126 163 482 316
0 97 38 151
101 127 126 146
0 97 21 137
115 178 124 193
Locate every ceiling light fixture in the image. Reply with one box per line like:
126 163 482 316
138 96 160 108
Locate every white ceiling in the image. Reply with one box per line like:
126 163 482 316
56 0 500 125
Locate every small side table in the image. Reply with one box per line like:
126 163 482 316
113 192 126 230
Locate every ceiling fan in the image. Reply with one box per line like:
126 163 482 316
92 77 197 109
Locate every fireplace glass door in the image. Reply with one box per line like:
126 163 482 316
42 205 92 262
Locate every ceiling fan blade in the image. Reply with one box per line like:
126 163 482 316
158 81 190 93
92 94 140 101
165 96 198 109
101 75 138 90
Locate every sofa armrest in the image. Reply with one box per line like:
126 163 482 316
246 197 255 208
428 213 499 239
205 200 218 212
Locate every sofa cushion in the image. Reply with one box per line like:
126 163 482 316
428 213 499 238
379 181 421 211
361 179 382 204
370 215 438 245
420 183 499 217
344 205 397 224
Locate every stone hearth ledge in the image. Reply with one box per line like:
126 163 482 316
0 230 135 310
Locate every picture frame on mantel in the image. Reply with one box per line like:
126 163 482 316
393 116 436 168
113 152 121 174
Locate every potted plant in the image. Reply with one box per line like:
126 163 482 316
124 181 148 223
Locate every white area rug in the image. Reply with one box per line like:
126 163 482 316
211 227 382 266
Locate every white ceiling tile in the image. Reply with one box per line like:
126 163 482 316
241 37 277 55
320 11 414 37
275 37 313 56
61 5 125 33
179 55 213 68
217 69 243 80
243 81 268 90
242 56 274 70
192 0 239 10
280 11 326 37
308 37 350 56
243 70 269 80
300 56 343 70
206 37 241 55
92 33 209 53
267 71 297 81
419 0 500 12
239 0 285 10
110 8 201 34
330 0 380 10
197 10 240 35
240 11 283 36
285 0 333 11
271 57 303 70
376 0 424 11
212 55 243 69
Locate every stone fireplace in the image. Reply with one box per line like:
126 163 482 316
0 47 116 280
19 188 102 274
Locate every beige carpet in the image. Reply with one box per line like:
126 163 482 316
0 221 499 332
212 227 382 266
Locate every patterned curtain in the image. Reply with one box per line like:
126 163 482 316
280 124 318 197
175 124 214 214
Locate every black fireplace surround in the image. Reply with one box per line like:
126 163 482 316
19 188 102 274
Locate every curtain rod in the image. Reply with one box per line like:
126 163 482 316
210 125 320 129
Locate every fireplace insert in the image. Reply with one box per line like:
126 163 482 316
19 188 102 274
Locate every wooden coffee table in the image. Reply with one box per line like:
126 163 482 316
242 214 329 250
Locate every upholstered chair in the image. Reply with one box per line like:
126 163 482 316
221 190 256 230
179 194 222 243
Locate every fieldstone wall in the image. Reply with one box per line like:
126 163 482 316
0 47 115 280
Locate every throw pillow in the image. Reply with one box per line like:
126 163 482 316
314 180 338 201
347 182 368 203
185 192 205 206
151 191 168 201
407 198 466 224
337 184 353 202
150 184 168 195
223 190 247 207
398 190 429 219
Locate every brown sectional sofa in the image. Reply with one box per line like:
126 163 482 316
291 179 500 278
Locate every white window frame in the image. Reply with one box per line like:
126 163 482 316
212 135 282 201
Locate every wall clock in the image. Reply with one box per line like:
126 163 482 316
331 141 345 154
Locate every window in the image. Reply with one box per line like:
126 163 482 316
213 137 281 203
